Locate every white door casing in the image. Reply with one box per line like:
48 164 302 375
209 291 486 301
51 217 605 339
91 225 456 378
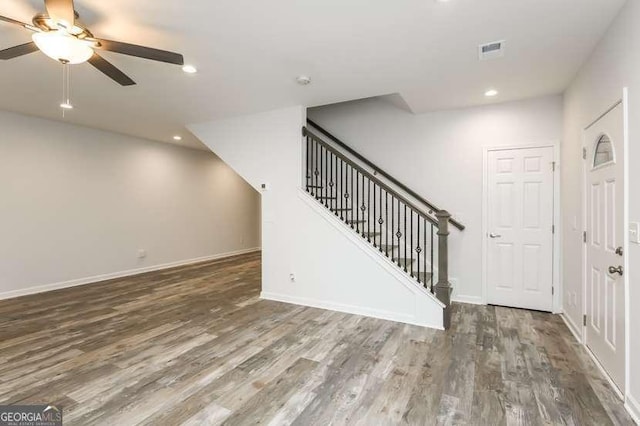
584 102 625 392
486 147 555 311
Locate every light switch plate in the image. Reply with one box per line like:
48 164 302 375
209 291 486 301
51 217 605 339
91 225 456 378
630 222 640 244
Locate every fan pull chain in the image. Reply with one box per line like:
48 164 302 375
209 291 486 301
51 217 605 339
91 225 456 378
60 61 72 117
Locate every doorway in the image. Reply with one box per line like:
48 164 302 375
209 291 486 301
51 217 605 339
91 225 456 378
584 101 626 392
484 146 555 311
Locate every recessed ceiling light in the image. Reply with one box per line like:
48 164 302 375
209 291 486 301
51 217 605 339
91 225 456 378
173 135 182 141
60 102 73 109
182 65 197 74
296 75 311 85
484 89 499 97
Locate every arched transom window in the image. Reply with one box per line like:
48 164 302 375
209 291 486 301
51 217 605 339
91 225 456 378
593 134 614 167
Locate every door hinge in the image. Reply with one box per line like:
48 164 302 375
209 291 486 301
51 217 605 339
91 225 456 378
552 225 555 234
583 231 587 243
552 161 556 172
583 314 587 326
582 148 587 159
552 287 555 295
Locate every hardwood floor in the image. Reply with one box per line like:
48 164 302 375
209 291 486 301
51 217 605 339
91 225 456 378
0 252 634 425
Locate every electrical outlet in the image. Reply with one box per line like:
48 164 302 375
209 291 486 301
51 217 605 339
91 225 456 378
137 249 147 259
289 273 296 282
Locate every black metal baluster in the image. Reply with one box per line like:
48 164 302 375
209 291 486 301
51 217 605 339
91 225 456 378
311 139 318 199
318 140 322 200
404 204 407 272
355 171 360 233
396 198 401 267
361 172 365 235
325 146 330 206
329 153 338 216
320 148 329 208
430 224 434 292
350 167 354 226
310 138 314 194
385 191 389 256
424 220 428 288
378 185 383 253
410 210 414 277
305 136 310 193
344 163 350 222
337 156 341 214
367 179 371 241
340 159 344 219
416 217 421 283
319 144 323 204
391 195 395 258
373 182 377 247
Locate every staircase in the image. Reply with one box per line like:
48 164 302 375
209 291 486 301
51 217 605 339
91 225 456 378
303 121 464 328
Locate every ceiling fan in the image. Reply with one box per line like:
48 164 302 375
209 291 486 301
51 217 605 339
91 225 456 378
0 0 184 86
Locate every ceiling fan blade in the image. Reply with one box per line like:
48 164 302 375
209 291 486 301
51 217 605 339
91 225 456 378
0 42 39 60
95 39 184 65
44 0 75 27
0 15 31 28
88 52 136 86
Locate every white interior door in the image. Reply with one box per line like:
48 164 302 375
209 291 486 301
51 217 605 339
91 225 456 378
585 103 625 392
486 147 554 311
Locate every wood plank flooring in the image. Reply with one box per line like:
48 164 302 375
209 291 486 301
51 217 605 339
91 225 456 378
0 252 634 425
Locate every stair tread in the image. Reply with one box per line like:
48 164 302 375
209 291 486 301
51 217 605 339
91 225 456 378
345 219 366 224
306 185 323 189
316 196 338 200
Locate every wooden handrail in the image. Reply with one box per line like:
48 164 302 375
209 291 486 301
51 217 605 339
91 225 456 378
304 127 438 226
307 119 465 231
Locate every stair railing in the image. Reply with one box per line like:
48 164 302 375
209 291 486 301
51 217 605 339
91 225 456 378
307 119 465 231
303 127 454 327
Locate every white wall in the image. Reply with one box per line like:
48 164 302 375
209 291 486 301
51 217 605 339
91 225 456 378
189 106 445 328
0 110 260 298
308 95 563 303
562 0 640 418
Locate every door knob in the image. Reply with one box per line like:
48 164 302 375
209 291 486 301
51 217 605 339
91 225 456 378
608 265 624 276
615 247 624 256
489 233 502 239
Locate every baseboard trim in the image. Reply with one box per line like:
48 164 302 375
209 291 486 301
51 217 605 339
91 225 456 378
560 312 583 343
0 247 261 301
452 294 483 305
625 394 640 425
583 345 624 400
560 313 638 422
261 291 443 330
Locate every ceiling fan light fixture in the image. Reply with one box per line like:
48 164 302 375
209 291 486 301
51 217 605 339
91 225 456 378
59 102 73 109
32 31 93 64
182 65 197 74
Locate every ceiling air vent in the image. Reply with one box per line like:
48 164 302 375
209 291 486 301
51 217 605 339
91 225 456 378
479 40 505 60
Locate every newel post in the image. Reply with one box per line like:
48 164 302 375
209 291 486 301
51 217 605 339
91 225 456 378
435 210 452 330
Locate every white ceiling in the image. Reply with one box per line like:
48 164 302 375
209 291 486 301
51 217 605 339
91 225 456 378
0 0 626 150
